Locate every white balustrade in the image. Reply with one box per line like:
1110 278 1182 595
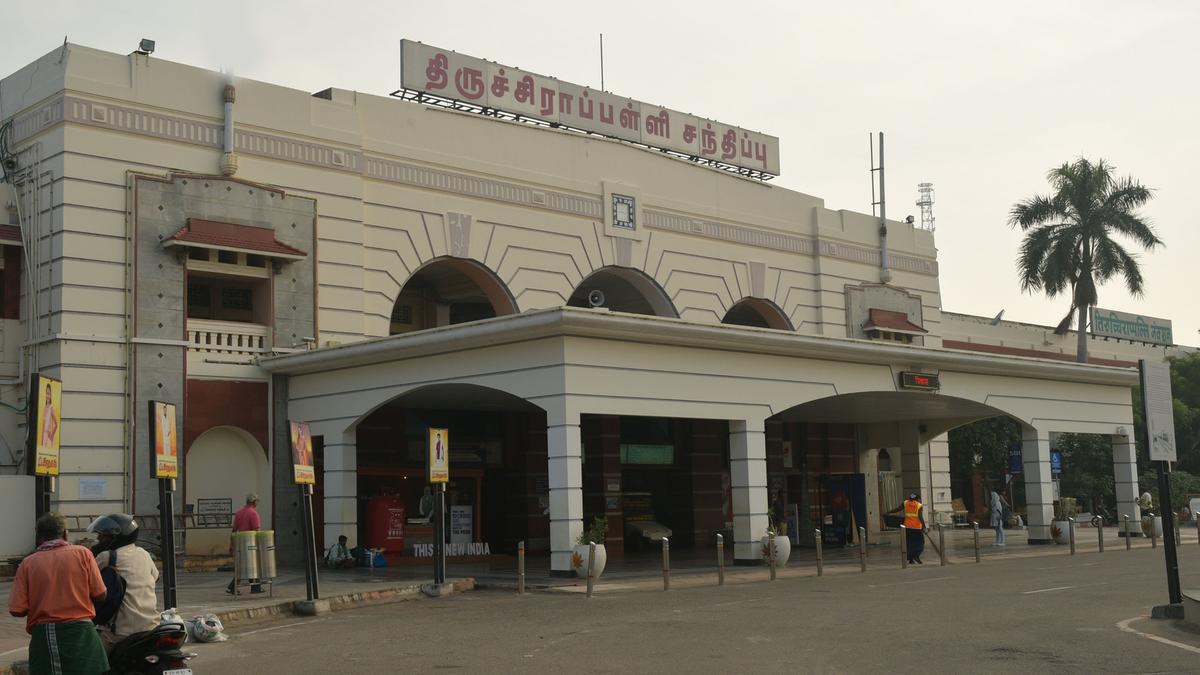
187 319 271 355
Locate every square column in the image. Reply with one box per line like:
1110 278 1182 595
729 419 768 563
321 438 357 549
1022 428 1054 544
1112 433 1142 535
547 419 583 574
928 434 953 524
898 423 929 503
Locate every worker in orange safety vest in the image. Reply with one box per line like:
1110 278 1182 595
903 492 926 565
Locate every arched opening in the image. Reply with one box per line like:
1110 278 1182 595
722 298 793 330
763 391 1017 550
390 258 518 335
185 426 270 555
352 384 546 562
567 266 678 317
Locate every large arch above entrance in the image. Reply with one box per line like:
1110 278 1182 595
351 383 547 563
185 425 270 555
567 266 678 317
390 257 518 335
722 297 793 331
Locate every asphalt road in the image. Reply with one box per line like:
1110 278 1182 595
191 544 1200 674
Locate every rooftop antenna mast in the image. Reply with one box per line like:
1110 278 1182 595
869 132 892 283
916 182 936 232
599 33 605 91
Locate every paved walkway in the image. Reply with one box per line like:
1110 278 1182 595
1 525 1195 671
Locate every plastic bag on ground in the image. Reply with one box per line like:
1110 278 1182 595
189 613 228 642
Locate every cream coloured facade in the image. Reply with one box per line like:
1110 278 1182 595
0 43 1161 571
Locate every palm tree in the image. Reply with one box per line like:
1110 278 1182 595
1009 158 1162 363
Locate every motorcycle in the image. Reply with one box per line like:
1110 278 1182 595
105 620 197 675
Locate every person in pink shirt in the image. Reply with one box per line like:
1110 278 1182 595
227 493 263 594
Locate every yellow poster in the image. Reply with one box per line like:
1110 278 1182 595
291 421 315 485
33 376 62 477
151 401 179 479
428 427 449 483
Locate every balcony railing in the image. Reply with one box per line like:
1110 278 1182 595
187 319 271 355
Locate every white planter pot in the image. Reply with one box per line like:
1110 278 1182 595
571 543 607 579
1051 520 1072 545
1141 515 1163 538
761 534 791 566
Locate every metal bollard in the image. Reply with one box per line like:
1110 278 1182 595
518 540 526 595
1094 517 1104 553
716 533 726 586
972 522 980 563
1196 518 1199 548
900 525 908 569
662 537 671 591
768 532 777 581
1068 517 1076 555
858 527 867 573
586 541 596 598
814 529 824 576
1151 523 1158 549
937 523 947 566
1124 515 1131 550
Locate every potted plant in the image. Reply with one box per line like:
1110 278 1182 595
1051 498 1075 545
760 526 791 566
571 516 608 579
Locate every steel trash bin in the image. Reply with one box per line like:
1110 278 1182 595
255 530 277 579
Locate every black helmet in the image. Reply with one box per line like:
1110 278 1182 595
87 513 139 550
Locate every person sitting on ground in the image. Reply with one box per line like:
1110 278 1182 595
87 514 160 653
325 535 355 569
7 513 110 675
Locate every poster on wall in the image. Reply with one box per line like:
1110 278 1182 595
290 421 315 485
148 400 179 479
428 427 449 483
31 374 63 476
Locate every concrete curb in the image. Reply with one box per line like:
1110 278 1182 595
217 577 476 626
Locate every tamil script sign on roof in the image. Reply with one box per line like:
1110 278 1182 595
1092 307 1173 345
400 40 780 176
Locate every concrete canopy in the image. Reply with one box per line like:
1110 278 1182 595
773 392 1005 426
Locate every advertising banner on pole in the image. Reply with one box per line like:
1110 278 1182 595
290 421 316 485
428 427 449 483
148 400 179 479
1140 359 1177 462
31 374 62 477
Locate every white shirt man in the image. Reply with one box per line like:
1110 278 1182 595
95 543 161 650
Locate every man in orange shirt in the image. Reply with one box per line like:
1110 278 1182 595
8 513 109 674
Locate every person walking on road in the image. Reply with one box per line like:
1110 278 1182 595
903 492 926 564
228 493 264 594
7 513 109 675
990 488 1010 546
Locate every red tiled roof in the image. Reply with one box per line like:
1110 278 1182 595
164 219 306 258
941 340 1137 368
863 308 926 334
0 224 22 245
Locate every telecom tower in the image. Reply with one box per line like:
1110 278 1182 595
915 182 935 232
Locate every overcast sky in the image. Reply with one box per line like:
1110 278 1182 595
4 1 1196 345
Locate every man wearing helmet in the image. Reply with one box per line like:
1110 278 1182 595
87 514 160 651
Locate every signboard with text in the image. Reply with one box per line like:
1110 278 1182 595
428 427 449 483
1092 307 1173 345
290 421 316 485
148 400 179 479
1140 359 1177 462
31 374 62 477
400 40 780 175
